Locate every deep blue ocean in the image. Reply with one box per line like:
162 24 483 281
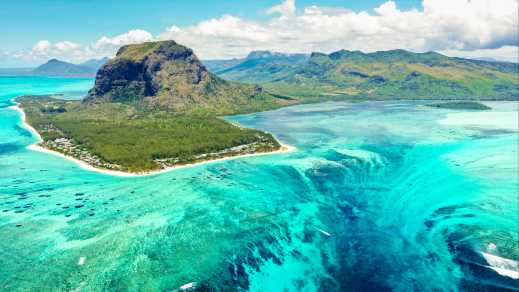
0 76 517 291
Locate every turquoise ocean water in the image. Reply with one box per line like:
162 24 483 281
0 76 518 291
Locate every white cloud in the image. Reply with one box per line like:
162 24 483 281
159 16 276 58
92 29 153 52
374 1 399 15
54 41 81 52
11 30 153 65
267 0 296 17
440 45 519 63
15 40 84 63
159 0 518 60
32 40 52 55
5 0 519 65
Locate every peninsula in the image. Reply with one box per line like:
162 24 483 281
16 41 292 174
16 41 517 175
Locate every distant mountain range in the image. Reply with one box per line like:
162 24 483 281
0 57 109 77
204 51 309 82
78 58 110 71
3 47 517 100
205 49 518 100
31 58 109 77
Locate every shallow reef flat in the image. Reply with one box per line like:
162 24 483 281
0 77 518 291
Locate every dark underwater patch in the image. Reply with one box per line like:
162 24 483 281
468 127 517 139
448 237 519 291
0 142 23 155
13 125 32 138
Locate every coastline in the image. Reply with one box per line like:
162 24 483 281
10 103 296 178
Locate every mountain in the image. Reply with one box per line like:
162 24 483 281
80 57 110 71
213 49 519 100
17 40 284 173
204 51 309 83
30 57 109 77
32 59 97 77
85 41 288 114
203 58 244 73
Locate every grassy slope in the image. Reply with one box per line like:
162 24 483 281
91 41 293 115
18 96 280 172
215 54 309 83
214 50 519 101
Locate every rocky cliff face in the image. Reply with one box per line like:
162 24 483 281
85 41 277 113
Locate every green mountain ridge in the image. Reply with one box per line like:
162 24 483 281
210 49 519 100
205 51 309 83
79 57 110 71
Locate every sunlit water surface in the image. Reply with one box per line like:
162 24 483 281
0 77 518 291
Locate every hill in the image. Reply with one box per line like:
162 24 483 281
203 58 244 73
0 58 108 77
79 57 110 71
32 59 96 77
213 49 519 101
31 58 109 77
204 51 309 83
85 42 290 114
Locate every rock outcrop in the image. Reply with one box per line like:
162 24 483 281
85 41 277 113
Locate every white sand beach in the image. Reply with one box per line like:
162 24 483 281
11 103 296 178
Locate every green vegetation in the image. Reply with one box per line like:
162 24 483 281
117 42 160 61
22 42 515 174
425 101 492 110
17 95 281 173
16 41 293 174
86 41 292 114
212 49 519 101
205 51 309 83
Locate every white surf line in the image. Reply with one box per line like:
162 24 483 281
179 282 197 290
481 252 519 280
10 102 144 177
28 143 297 177
10 100 297 178
315 227 332 237
9 104 43 141
77 257 86 266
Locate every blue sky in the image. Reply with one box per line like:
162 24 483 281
0 0 420 50
1 0 517 66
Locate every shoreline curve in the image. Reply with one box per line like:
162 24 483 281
10 102 296 178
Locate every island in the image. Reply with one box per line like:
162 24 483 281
425 101 492 110
31 58 109 78
16 41 292 175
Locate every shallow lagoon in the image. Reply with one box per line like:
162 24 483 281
0 77 517 291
